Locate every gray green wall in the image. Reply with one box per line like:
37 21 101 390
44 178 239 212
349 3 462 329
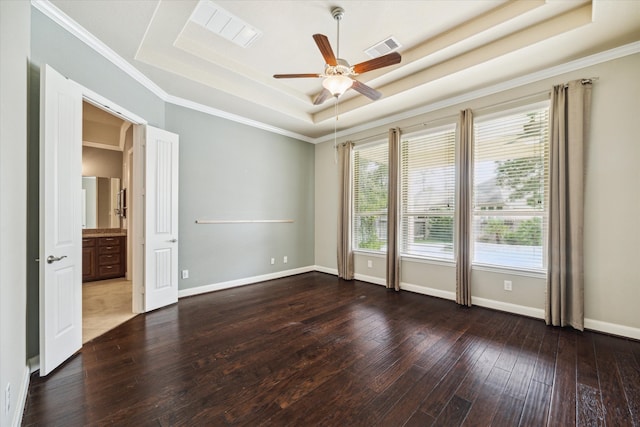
26 7 314 359
166 104 315 289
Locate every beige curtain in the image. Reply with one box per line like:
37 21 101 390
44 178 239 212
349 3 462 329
387 128 401 291
456 109 473 306
546 80 592 331
337 141 354 280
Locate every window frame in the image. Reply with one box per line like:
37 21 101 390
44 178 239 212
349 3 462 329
352 139 389 254
471 101 550 272
399 123 457 262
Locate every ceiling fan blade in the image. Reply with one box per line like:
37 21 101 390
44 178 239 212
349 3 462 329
353 52 401 74
351 80 382 101
313 89 333 105
273 73 321 79
312 34 337 66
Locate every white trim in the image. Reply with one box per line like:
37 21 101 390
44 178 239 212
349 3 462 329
31 0 167 99
353 250 386 259
177 266 315 298
314 41 640 144
32 1 640 145
82 140 122 151
471 296 545 319
27 355 40 374
31 0 314 144
401 255 455 268
354 273 386 286
82 88 146 125
584 318 640 341
472 264 547 280
12 366 30 427
166 95 314 143
400 282 456 301
313 265 338 276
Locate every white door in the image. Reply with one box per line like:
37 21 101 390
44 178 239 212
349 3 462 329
39 65 83 376
144 126 179 311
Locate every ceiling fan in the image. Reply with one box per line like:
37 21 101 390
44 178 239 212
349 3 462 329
273 7 401 105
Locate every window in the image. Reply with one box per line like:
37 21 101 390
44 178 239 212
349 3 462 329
472 103 550 270
353 141 388 252
401 125 456 260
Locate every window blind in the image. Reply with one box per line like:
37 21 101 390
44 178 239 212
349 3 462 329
353 141 389 252
472 104 550 270
400 125 456 260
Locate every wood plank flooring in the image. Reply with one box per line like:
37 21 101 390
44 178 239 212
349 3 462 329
22 272 640 426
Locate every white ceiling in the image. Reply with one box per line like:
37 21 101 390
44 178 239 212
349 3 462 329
47 0 640 141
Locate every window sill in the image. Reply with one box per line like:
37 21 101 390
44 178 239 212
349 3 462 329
353 250 386 258
472 263 546 279
401 255 455 268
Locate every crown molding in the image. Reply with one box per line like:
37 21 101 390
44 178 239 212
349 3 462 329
31 0 639 145
165 94 315 143
31 0 168 99
31 0 313 144
312 40 640 144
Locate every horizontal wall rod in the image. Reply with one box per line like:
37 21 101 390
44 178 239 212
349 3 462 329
195 219 294 224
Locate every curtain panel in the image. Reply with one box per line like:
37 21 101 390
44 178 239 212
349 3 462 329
337 141 355 280
546 80 592 331
387 128 402 291
456 109 474 306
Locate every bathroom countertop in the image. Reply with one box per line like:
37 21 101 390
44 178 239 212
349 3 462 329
82 229 127 238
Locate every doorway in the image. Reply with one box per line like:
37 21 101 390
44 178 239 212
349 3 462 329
81 101 135 343
39 64 180 375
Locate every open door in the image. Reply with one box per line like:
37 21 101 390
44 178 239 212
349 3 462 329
143 126 179 311
39 65 83 376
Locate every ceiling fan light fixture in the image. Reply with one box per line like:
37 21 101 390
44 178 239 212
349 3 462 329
322 75 353 97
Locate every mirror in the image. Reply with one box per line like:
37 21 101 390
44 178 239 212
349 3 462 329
82 176 124 229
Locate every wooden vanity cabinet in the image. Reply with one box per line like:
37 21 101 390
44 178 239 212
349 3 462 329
82 235 126 282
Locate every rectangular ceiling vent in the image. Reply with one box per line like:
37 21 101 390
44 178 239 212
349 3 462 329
365 36 402 59
189 0 262 48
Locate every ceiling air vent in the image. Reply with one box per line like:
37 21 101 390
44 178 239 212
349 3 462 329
364 36 402 59
189 0 262 48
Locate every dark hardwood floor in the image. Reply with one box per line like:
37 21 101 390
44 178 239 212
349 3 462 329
23 272 640 426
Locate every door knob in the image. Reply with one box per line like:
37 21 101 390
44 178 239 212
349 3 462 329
46 255 67 264
167 239 177 243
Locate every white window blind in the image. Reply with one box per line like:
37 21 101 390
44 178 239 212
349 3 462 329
401 125 456 260
353 141 388 252
472 103 550 270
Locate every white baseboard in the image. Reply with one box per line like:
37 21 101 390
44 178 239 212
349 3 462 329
354 273 386 286
313 265 338 276
400 282 456 301
27 355 40 374
584 318 640 340
471 296 545 320
178 266 315 298
13 365 30 427
179 266 640 340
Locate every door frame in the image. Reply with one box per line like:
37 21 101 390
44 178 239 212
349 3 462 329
81 86 146 314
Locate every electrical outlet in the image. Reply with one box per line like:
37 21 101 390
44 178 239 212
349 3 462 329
181 269 189 279
367 260 373 268
504 280 513 291
283 256 288 264
270 258 275 265
5 383 10 414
